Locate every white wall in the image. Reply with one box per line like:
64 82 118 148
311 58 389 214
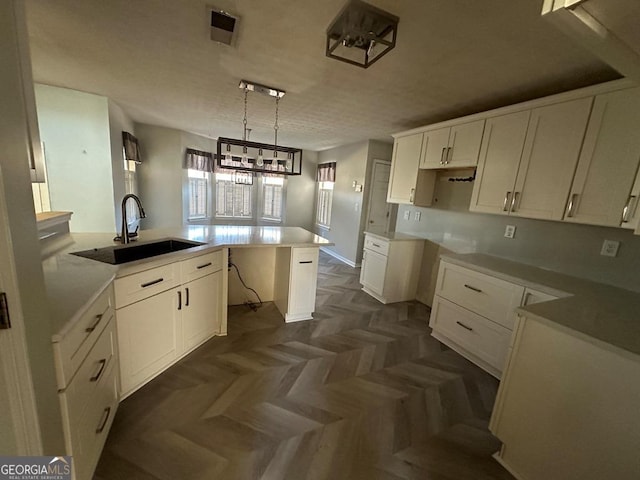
396 177 640 293
35 84 116 232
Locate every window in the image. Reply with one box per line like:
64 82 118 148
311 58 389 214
316 162 336 228
188 169 210 220
261 174 284 222
215 170 254 219
316 181 334 227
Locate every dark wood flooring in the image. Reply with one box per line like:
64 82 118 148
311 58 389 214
94 252 515 480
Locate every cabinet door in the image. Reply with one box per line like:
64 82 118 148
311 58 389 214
512 97 593 220
565 88 640 227
387 133 422 203
117 287 180 396
470 111 530 215
420 127 450 168
446 119 485 168
182 271 222 354
289 248 319 316
361 249 387 296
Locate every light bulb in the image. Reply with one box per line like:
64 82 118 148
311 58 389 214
256 149 264 167
286 153 293 171
241 146 249 166
224 144 232 163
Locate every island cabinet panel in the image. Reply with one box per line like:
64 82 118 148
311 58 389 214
275 247 319 322
490 316 640 480
565 87 640 227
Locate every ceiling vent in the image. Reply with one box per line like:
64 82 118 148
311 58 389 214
209 7 238 46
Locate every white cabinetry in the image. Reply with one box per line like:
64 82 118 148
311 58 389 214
274 247 319 322
360 234 424 304
115 249 226 397
471 97 593 220
490 316 640 480
52 285 119 480
564 88 640 227
421 120 485 169
387 133 436 206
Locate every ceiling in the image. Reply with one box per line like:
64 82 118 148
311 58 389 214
24 0 620 151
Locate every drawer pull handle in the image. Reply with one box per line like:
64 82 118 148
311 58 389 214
372 243 381 248
196 262 212 270
96 407 112 434
85 314 103 333
177 291 182 310
464 284 482 293
185 287 190 307
299 261 313 264
90 359 107 382
141 278 163 288
503 192 512 212
456 321 474 332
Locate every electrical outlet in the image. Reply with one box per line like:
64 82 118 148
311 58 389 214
414 211 421 221
403 210 410 221
504 225 516 239
600 240 620 257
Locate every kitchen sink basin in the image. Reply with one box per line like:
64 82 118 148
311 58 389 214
71 238 206 265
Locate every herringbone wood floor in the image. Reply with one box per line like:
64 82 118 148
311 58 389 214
94 252 515 480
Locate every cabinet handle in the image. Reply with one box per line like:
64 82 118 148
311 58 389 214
85 314 103 333
446 146 453 164
196 262 212 270
141 278 163 288
622 195 637 223
90 359 107 382
464 284 482 293
566 193 579 218
523 292 532 306
503 192 512 212
185 287 190 307
299 260 313 264
510 191 520 212
177 291 182 310
372 243 381 248
456 321 474 332
409 188 415 203
440 147 446 165
96 407 112 434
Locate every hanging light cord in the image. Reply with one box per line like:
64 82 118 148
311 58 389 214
242 88 248 142
273 96 279 158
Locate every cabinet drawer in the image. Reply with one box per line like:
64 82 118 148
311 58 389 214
53 284 114 389
364 236 389 256
181 249 223 283
114 262 180 308
63 316 117 419
429 296 511 372
436 262 524 329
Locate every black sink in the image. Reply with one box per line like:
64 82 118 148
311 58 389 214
71 239 206 265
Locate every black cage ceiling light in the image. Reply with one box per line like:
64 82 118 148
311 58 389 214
326 0 399 69
216 80 302 176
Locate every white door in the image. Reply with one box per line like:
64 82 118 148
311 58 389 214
512 97 593 220
365 160 393 233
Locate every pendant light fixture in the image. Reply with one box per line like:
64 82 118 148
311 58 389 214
217 80 302 176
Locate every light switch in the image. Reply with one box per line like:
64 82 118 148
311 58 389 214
414 211 421 221
403 210 410 220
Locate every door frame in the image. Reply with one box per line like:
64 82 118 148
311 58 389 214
365 159 395 232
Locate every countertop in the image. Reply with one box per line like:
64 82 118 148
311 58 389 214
364 231 425 242
46 226 332 341
441 253 640 359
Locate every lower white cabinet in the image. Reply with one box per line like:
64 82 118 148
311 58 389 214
275 247 319 322
115 249 226 397
429 260 559 378
489 316 640 480
360 233 424 304
52 284 119 480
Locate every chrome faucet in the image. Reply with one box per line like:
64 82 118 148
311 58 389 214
120 194 146 244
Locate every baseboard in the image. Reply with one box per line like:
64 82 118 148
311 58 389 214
320 247 359 268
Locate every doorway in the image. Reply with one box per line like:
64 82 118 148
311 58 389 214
365 159 396 233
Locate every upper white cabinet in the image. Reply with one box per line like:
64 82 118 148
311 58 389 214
471 97 593 220
387 133 436 206
564 88 640 227
421 120 485 169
